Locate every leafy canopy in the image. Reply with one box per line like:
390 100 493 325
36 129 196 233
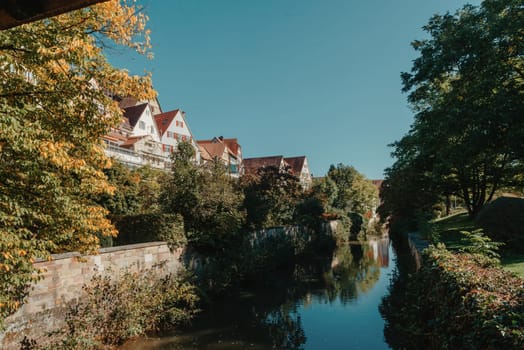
382 0 524 220
0 0 154 321
161 142 246 253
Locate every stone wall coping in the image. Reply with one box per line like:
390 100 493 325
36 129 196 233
35 241 169 262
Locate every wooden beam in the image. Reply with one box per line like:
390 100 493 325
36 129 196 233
0 0 109 30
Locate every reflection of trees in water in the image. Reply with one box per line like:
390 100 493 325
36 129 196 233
252 240 387 348
379 233 423 349
153 240 388 350
266 304 306 350
318 242 383 304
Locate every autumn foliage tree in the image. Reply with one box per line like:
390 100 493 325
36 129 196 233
0 0 154 322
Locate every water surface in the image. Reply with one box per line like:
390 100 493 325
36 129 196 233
123 237 393 350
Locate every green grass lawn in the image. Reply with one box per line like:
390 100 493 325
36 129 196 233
429 211 524 278
501 254 524 278
430 211 474 250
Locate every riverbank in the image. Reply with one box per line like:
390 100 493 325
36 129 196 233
122 237 394 350
381 214 524 349
423 211 524 277
2 223 341 349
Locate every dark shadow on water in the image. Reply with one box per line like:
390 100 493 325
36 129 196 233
122 238 392 350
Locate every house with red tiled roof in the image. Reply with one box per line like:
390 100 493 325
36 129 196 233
243 155 313 190
243 156 290 176
372 179 384 189
103 102 167 169
284 156 312 190
155 109 200 163
197 136 243 177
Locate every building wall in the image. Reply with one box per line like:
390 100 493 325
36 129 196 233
160 111 200 163
0 242 183 350
131 105 161 142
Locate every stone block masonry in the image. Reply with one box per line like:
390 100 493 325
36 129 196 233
0 242 184 350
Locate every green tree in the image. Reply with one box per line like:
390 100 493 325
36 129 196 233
396 0 524 217
327 164 378 216
0 0 154 321
242 166 302 229
378 134 442 225
97 161 141 215
161 142 245 253
310 176 338 211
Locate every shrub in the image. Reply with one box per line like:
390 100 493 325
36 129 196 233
459 229 504 266
475 197 524 253
41 269 199 349
112 213 185 248
381 245 524 349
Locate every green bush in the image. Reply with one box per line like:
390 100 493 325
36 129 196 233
41 269 199 349
381 245 524 349
475 197 524 253
112 213 185 247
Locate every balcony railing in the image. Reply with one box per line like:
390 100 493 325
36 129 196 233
103 140 171 169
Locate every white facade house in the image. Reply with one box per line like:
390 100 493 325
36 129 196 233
197 137 243 177
103 98 202 169
284 156 313 190
124 103 161 143
155 109 200 163
103 102 167 169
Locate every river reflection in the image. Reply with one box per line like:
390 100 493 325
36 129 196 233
122 237 393 350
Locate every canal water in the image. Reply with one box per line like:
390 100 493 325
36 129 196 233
123 237 394 350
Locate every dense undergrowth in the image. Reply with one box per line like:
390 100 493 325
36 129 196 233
23 269 199 350
381 243 524 349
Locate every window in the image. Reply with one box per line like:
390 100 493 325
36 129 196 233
180 121 184 128
182 135 187 141
175 121 179 127
139 121 145 130
150 126 154 134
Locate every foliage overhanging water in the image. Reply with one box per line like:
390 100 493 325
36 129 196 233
123 237 394 350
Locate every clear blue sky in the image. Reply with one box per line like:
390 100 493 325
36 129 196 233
108 0 480 179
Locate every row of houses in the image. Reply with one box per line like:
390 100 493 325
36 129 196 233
103 97 313 189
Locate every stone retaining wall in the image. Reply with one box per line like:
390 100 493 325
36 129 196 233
0 242 183 349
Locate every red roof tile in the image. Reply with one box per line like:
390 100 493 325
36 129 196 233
372 180 384 188
198 144 213 161
243 156 286 175
222 138 240 155
154 109 180 136
197 140 226 159
120 136 146 148
284 156 306 176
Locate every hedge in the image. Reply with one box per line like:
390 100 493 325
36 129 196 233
381 245 524 349
475 197 524 253
111 213 185 247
